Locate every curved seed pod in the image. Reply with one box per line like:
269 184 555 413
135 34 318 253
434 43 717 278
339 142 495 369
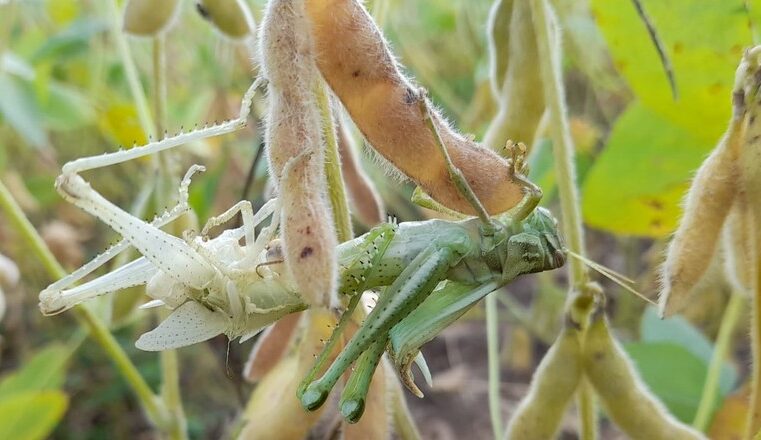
243 312 302 383
261 0 337 307
659 118 742 317
196 0 254 40
503 323 582 440
722 201 753 294
483 0 545 149
583 314 707 440
238 310 337 440
337 115 385 227
280 153 338 307
304 0 528 216
123 0 181 36
486 0 514 98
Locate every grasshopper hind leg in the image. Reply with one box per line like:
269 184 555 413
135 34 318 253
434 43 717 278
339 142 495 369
300 243 459 414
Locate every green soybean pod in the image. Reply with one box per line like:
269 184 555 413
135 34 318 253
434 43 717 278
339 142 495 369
123 0 181 36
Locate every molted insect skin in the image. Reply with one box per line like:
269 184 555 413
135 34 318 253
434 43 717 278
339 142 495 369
483 0 545 149
660 124 740 317
304 0 526 216
280 153 338 307
504 325 582 440
583 315 706 440
123 0 181 36
341 357 391 439
196 0 254 40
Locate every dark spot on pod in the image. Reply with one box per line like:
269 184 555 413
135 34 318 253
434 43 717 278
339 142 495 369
196 2 210 19
352 70 361 78
300 246 314 259
403 87 417 105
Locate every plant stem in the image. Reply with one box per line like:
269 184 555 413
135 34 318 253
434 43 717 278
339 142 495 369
693 291 744 431
531 1 596 438
0 179 168 428
106 0 156 140
314 80 353 242
748 253 761 439
530 0 588 290
485 293 503 440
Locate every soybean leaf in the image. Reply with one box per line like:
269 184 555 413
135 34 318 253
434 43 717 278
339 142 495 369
0 344 71 399
0 73 48 149
590 0 751 143
639 307 737 394
624 342 708 423
31 18 107 62
582 102 710 237
0 391 68 440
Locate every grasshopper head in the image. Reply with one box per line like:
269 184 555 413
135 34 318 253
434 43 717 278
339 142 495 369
523 207 566 270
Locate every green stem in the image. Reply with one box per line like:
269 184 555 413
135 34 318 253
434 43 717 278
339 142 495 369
693 291 744 431
314 80 353 242
531 1 596 438
485 293 503 440
391 381 423 440
530 0 588 290
106 0 156 140
0 179 168 429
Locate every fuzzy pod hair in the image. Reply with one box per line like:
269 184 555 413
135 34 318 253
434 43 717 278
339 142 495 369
337 114 385 227
583 315 707 440
304 0 527 216
503 324 582 440
196 0 255 40
122 0 181 36
280 153 338 307
659 120 742 317
722 201 754 294
482 0 545 150
261 0 338 307
487 0 514 98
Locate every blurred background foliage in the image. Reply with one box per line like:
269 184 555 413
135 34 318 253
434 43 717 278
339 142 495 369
0 0 757 438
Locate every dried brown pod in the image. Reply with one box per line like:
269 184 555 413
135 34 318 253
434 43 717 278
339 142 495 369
280 152 338 307
583 314 706 439
243 312 302 383
196 0 254 40
123 0 181 36
304 0 528 216
261 0 338 307
337 116 385 227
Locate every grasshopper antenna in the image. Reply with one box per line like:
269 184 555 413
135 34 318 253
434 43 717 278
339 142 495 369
567 250 657 306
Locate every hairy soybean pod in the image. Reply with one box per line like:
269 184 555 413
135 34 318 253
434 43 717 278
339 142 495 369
261 0 338 307
123 0 181 36
504 324 582 440
583 315 706 440
304 0 526 216
660 118 742 317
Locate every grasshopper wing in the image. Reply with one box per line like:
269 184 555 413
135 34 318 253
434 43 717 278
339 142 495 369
135 301 228 351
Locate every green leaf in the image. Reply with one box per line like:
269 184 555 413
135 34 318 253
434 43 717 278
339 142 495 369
624 342 708 423
0 73 48 148
639 307 737 394
582 103 711 237
0 344 71 399
31 18 107 62
0 391 68 440
590 0 751 143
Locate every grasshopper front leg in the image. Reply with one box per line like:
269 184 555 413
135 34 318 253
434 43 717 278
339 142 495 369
300 242 464 412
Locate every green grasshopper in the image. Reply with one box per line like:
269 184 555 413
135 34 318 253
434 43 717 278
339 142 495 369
297 95 567 423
